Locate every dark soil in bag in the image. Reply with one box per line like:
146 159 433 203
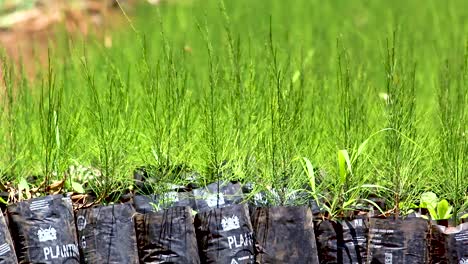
0 213 17 264
253 206 319 264
367 217 429 264
76 203 139 264
315 218 368 264
135 206 200 263
193 182 243 212
134 191 196 214
429 222 468 264
7 195 80 263
195 203 255 263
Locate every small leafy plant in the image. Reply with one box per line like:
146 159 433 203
419 192 453 221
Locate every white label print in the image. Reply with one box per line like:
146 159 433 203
384 252 392 264
30 199 49 211
227 232 254 263
43 244 79 260
0 243 11 256
227 232 253 249
459 258 468 264
354 219 363 227
237 255 253 261
76 215 87 231
455 231 468 241
206 193 225 207
80 236 87 249
369 228 394 249
38 226 57 242
221 215 240 231
229 254 255 264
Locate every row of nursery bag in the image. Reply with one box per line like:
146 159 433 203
134 181 320 263
0 182 466 263
134 181 468 264
0 182 317 264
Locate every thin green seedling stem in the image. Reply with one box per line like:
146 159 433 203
337 39 351 149
197 17 222 205
437 55 467 223
1 54 18 180
268 16 284 201
220 0 243 151
383 31 418 218
39 51 63 190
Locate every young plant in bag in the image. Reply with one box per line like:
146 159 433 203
419 192 453 221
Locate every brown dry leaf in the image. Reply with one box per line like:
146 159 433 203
71 194 87 201
46 179 66 193
8 188 16 204
71 193 94 210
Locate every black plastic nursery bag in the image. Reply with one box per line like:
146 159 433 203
195 203 255 264
133 191 196 214
340 218 368 264
135 206 200 263
314 220 338 264
430 223 468 264
367 217 429 264
0 213 17 264
193 182 243 212
253 206 319 264
76 203 139 264
7 195 80 263
315 218 368 264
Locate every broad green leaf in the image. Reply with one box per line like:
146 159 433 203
406 209 416 215
302 157 316 194
427 206 438 220
436 199 453 220
420 192 438 209
461 213 468 219
342 198 357 209
337 149 351 185
18 177 29 193
71 181 85 194
18 177 30 201
362 198 386 215
356 138 370 159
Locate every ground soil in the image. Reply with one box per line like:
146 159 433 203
0 0 131 77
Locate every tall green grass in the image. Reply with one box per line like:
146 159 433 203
0 0 466 218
